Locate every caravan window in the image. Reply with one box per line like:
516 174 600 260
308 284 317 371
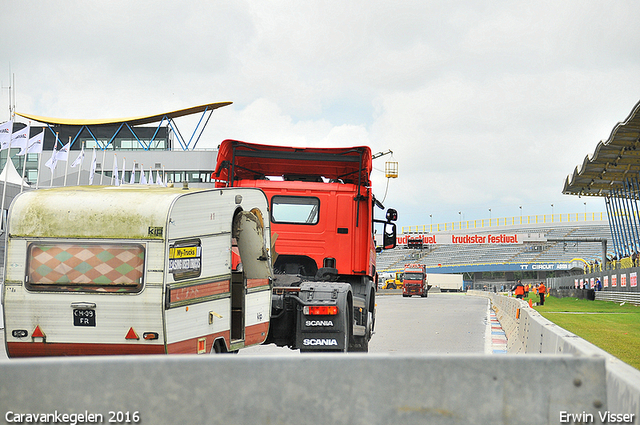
25 243 145 293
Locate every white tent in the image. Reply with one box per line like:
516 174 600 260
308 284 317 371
0 157 29 187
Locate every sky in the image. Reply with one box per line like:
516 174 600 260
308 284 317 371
2 1 640 231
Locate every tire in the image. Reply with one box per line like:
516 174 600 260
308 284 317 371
350 310 372 353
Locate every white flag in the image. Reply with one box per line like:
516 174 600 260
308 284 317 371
89 148 97 185
121 157 126 185
10 124 29 152
70 146 85 168
54 142 70 161
113 154 120 186
140 164 147 185
129 161 136 184
18 130 44 155
0 120 13 150
156 170 163 186
45 146 58 173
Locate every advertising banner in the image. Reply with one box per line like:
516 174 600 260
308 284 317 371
397 232 546 246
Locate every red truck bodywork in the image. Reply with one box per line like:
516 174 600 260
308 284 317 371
214 140 396 351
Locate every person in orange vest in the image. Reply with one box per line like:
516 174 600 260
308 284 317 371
538 281 547 306
514 280 525 299
524 283 529 298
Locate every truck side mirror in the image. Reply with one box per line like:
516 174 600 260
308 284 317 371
386 208 398 222
383 222 397 249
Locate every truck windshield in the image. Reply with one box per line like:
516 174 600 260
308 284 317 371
271 196 320 224
404 272 424 280
25 242 145 293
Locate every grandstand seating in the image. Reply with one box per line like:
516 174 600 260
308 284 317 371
377 222 612 272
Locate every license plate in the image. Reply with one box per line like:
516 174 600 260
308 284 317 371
73 309 96 327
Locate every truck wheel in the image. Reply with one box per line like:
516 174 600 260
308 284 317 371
421 290 428 298
350 310 372 353
336 304 351 353
352 336 369 352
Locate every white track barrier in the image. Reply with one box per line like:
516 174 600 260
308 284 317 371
0 293 638 424
0 354 607 425
469 290 640 418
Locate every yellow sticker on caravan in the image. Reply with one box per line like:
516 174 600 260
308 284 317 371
170 246 200 259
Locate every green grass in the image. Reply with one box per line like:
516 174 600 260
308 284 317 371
528 294 640 370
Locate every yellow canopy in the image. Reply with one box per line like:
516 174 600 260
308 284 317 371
16 101 232 126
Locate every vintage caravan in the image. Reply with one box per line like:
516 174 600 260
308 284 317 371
2 186 272 357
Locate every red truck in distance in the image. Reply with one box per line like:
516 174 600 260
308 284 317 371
402 264 429 297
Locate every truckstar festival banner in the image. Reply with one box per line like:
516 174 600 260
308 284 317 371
396 233 545 246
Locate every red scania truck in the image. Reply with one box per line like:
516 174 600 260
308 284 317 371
214 140 397 352
402 264 428 297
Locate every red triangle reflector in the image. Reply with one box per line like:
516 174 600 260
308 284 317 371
125 327 139 340
32 325 45 338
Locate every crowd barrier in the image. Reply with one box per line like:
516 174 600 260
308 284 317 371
468 290 640 417
547 266 640 296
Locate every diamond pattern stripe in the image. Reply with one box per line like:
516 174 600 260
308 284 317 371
28 244 144 285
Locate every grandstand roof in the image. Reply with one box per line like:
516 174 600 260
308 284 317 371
563 99 640 197
16 102 232 126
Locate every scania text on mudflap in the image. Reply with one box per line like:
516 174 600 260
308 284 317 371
214 140 398 352
2 186 272 357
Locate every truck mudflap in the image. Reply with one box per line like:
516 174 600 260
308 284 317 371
295 281 351 352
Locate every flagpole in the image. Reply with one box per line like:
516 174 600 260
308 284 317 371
1 130 12 231
63 136 71 187
111 153 117 185
89 147 96 185
35 152 42 190
20 122 30 193
76 141 85 186
20 148 27 193
50 132 59 188
100 146 106 185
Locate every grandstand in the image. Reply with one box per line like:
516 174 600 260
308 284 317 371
377 218 612 288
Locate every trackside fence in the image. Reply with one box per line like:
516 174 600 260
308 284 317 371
468 290 640 417
547 267 640 305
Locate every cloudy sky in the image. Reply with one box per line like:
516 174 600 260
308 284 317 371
2 1 640 230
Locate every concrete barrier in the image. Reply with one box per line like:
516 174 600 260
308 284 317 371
0 292 637 424
0 354 607 425
468 290 640 417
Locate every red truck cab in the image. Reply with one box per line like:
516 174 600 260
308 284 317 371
402 264 428 297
